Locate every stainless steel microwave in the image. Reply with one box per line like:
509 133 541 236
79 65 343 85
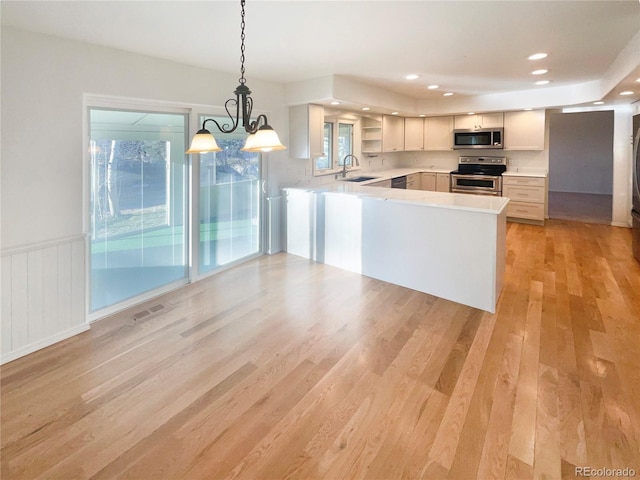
453 128 503 149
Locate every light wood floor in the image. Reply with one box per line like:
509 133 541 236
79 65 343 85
2 220 640 479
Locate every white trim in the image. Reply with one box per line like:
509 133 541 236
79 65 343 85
1 324 90 365
88 277 190 323
191 252 264 283
312 118 361 177
611 221 631 228
84 93 194 114
1 234 88 257
84 96 191 320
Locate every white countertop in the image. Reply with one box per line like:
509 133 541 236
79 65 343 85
503 168 548 177
350 167 453 180
284 180 509 215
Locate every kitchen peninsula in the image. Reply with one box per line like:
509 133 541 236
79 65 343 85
284 171 509 313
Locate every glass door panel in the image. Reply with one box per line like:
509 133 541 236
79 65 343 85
89 108 188 312
199 115 261 274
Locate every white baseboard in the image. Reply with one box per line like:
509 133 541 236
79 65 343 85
1 324 90 365
611 221 631 228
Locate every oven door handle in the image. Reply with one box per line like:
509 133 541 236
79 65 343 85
452 174 498 179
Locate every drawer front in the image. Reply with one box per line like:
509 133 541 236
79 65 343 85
503 185 545 203
503 176 545 187
507 201 545 220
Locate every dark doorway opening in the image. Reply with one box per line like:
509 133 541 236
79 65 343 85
548 111 614 224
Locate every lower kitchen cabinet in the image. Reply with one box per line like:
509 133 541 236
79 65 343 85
436 173 450 192
407 173 421 189
503 175 546 224
368 179 392 188
420 172 436 191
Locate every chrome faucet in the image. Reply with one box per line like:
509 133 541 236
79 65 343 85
340 154 360 178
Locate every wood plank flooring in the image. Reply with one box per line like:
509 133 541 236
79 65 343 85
2 219 640 479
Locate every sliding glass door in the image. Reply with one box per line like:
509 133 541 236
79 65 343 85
88 108 189 312
198 114 261 274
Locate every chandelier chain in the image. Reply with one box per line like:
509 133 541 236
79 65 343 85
239 0 246 85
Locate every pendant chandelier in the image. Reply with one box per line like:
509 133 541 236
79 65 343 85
186 0 286 154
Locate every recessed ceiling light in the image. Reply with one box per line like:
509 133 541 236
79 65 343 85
620 91 634 96
524 108 533 111
330 101 340 105
391 112 399 115
593 101 605 105
405 74 420 80
419 114 426 117
532 69 548 75
361 107 370 111
467 112 475 115
528 53 548 60
427 85 439 89
443 92 454 96
535 80 550 85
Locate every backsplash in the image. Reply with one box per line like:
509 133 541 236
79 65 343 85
274 152 404 189
399 149 548 172
270 148 548 195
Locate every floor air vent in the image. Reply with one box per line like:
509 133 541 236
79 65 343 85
133 303 166 321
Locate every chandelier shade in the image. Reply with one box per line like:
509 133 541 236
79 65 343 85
242 124 286 152
186 128 222 154
185 0 286 155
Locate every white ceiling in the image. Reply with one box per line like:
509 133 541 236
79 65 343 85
2 0 640 110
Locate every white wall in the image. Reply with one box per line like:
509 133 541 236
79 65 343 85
0 27 288 362
1 27 287 249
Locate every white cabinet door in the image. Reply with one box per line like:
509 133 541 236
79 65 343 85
407 173 421 190
504 110 546 150
404 118 424 151
420 172 436 191
454 114 478 130
289 104 325 159
436 173 450 192
382 115 405 152
454 112 504 130
424 116 453 151
479 112 504 128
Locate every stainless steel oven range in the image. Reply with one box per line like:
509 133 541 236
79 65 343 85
450 156 507 196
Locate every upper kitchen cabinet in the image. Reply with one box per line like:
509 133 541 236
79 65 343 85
504 110 546 150
361 114 383 154
454 112 504 130
424 116 454 151
382 115 405 152
404 117 425 151
289 104 325 159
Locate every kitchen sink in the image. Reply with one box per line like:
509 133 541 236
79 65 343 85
343 175 379 182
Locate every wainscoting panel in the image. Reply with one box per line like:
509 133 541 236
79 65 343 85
1 236 88 364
